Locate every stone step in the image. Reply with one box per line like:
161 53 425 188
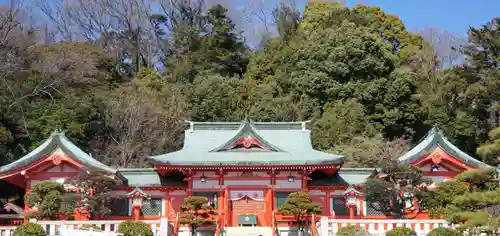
224 226 273 236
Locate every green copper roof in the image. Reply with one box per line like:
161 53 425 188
117 168 181 187
0 131 116 175
308 168 378 186
148 120 345 166
398 127 491 168
119 168 162 186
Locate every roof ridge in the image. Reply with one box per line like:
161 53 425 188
185 120 311 124
209 121 284 152
185 120 312 131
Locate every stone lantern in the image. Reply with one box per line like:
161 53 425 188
343 186 363 219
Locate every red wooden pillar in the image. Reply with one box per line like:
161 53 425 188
164 193 171 218
217 189 225 233
300 169 310 191
348 206 355 219
359 198 364 217
187 176 193 197
264 188 273 226
23 175 30 223
269 169 277 221
224 188 230 227
24 190 31 223
324 192 331 217
133 207 140 221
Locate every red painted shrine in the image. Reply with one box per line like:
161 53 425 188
0 121 493 226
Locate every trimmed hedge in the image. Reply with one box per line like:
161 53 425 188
337 225 367 236
427 227 463 236
386 227 416 236
118 220 153 236
13 223 45 236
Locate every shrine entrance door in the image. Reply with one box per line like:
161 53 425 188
229 190 266 226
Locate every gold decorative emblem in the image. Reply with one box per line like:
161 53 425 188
52 155 62 165
431 152 442 164
242 137 252 148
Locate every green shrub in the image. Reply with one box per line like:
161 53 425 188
427 227 463 236
386 227 416 236
337 225 367 236
118 220 153 236
13 223 45 236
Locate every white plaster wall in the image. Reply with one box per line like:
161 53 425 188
224 180 270 186
193 180 218 189
170 190 188 196
309 190 325 196
276 179 302 189
192 172 218 177
276 171 300 177
330 190 344 195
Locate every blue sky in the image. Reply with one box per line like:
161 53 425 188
295 0 499 37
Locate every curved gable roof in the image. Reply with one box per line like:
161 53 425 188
149 120 344 166
0 131 116 175
398 127 490 168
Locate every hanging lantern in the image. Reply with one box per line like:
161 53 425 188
200 173 207 183
287 173 295 182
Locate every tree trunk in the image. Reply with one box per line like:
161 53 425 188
297 221 304 236
191 226 196 236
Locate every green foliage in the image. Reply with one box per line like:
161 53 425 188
188 75 245 121
426 181 469 218
427 227 463 236
179 196 216 235
118 220 153 236
66 171 123 219
427 168 500 233
455 168 498 191
165 4 248 82
24 182 73 220
446 211 500 234
478 127 500 165
278 192 322 231
336 225 367 236
300 1 346 31
1 0 499 177
244 1 426 151
364 161 430 217
13 223 46 236
312 99 379 151
386 227 416 236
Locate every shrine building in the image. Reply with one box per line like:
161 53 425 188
0 120 493 226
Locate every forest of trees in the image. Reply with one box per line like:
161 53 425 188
1 0 500 169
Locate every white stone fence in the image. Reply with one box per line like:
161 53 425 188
0 219 164 236
0 218 451 236
318 217 450 236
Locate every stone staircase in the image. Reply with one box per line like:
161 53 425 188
224 226 273 236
